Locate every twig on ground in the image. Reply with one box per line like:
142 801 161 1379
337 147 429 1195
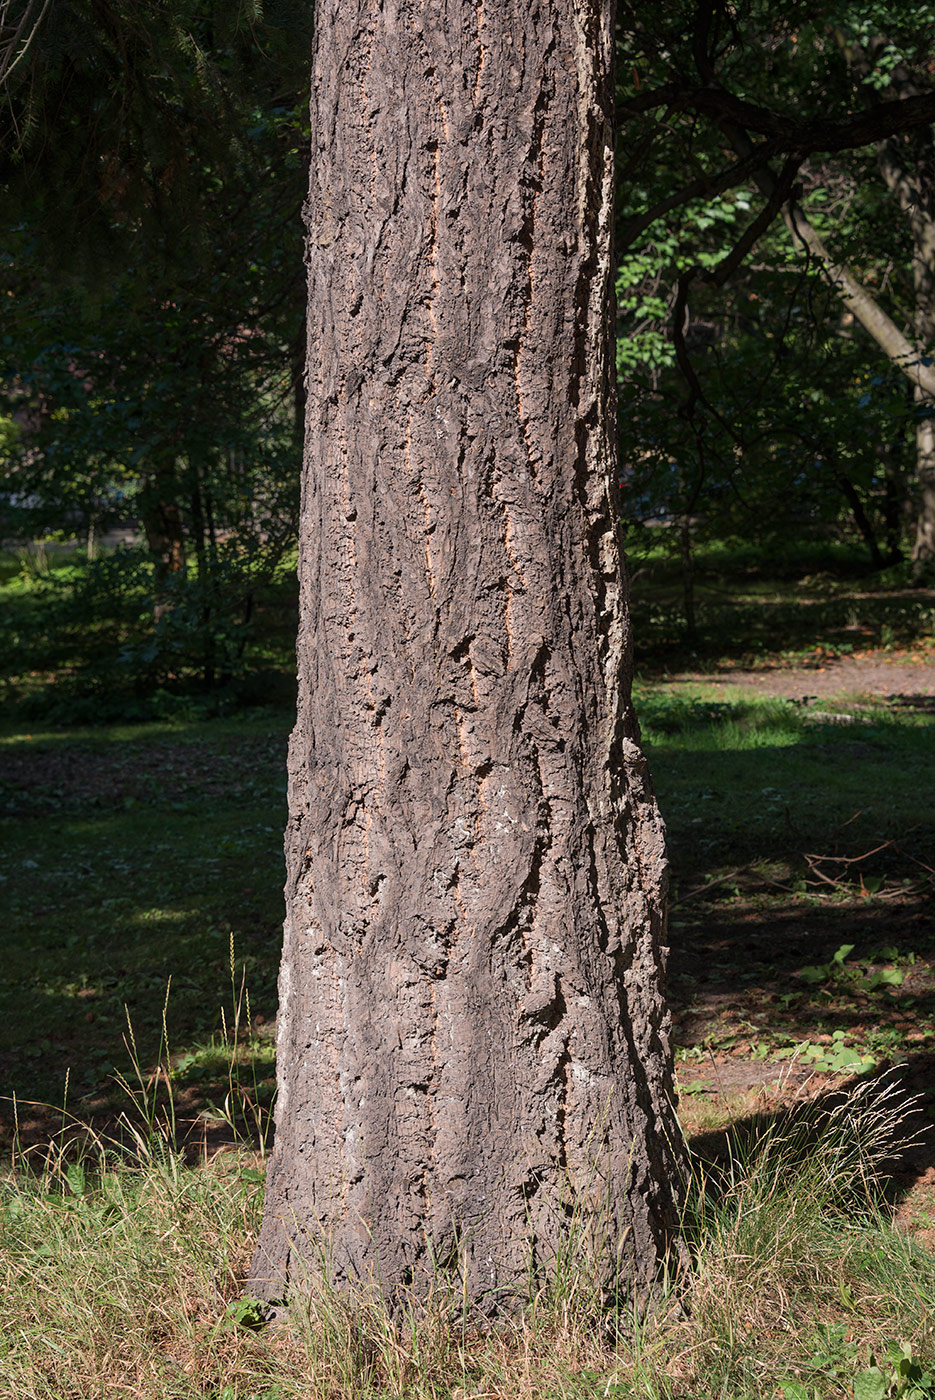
673 867 747 906
893 844 935 879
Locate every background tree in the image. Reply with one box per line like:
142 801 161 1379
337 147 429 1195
0 0 312 696
613 0 935 616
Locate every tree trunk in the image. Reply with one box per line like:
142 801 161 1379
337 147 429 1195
863 57 935 568
833 467 885 569
679 514 697 638
140 455 186 622
911 197 935 569
188 473 217 689
911 387 935 567
250 0 683 1308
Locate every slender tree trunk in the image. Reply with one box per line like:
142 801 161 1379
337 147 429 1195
141 455 186 623
833 469 884 568
880 415 908 564
911 216 935 568
679 514 697 638
250 0 683 1307
860 54 935 568
911 388 935 566
189 473 216 689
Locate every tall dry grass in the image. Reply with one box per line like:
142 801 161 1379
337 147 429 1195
1 1073 933 1399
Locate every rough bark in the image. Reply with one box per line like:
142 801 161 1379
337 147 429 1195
250 0 684 1307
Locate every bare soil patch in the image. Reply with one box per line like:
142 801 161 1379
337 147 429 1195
662 644 935 704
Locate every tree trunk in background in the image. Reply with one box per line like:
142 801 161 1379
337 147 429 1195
140 456 186 622
911 208 935 567
874 81 935 568
911 383 935 565
249 0 683 1306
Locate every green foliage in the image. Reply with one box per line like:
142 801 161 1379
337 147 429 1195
777 1030 877 1075
781 1336 935 1400
615 2 935 583
798 942 860 985
797 944 909 991
0 545 298 721
224 1294 270 1331
0 0 314 271
0 1 309 699
628 539 935 668
854 1341 935 1399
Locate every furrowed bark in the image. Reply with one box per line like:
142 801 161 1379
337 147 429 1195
250 0 684 1306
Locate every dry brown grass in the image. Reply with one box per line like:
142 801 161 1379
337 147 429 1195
2 1075 934 1399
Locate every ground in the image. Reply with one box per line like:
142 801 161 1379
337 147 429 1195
674 646 935 699
653 645 935 1250
3 594 935 1396
1 638 934 1248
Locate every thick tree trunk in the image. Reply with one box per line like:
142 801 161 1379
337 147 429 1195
250 0 683 1307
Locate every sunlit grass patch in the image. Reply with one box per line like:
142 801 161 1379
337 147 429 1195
656 1077 935 1400
1 1075 933 1399
636 689 804 748
635 686 935 886
0 1137 269 1400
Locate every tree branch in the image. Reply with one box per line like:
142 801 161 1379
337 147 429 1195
617 138 789 253
703 156 803 289
618 83 935 158
667 156 803 438
0 0 51 88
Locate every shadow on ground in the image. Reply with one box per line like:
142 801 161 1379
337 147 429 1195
669 893 935 1054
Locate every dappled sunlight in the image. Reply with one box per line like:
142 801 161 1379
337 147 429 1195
0 717 287 1114
669 891 934 1051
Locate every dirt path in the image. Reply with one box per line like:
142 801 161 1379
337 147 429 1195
651 644 935 1227
657 646 935 704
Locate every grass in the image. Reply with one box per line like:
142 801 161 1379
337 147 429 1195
0 714 289 1127
668 1077 935 1400
636 687 935 888
627 536 935 669
2 540 935 1395
1 1073 933 1398
1 1134 268 1399
629 686 935 1080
